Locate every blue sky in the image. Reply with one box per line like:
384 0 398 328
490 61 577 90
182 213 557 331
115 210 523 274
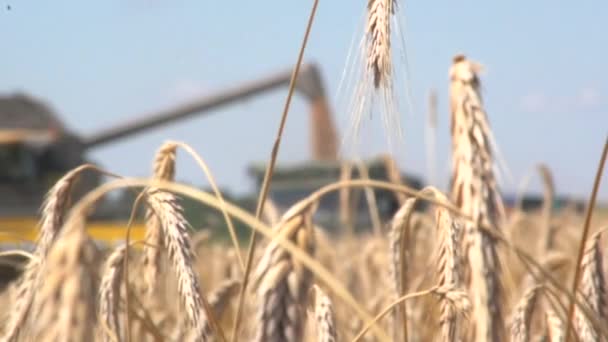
1 1 606 201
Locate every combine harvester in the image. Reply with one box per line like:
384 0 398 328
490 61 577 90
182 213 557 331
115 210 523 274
0 62 423 254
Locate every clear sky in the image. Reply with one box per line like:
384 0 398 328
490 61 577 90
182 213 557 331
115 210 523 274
1 1 606 201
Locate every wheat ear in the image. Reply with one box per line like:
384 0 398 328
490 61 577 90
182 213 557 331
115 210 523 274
311 284 337 342
145 189 211 341
99 244 127 342
435 205 464 342
33 216 98 342
388 197 417 341
253 202 317 342
546 309 565 342
510 286 540 342
143 142 177 296
366 0 394 88
1 165 91 342
433 285 471 317
449 54 504 342
574 230 606 341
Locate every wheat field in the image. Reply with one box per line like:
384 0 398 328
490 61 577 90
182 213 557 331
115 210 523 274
0 161 606 342
1 1 608 342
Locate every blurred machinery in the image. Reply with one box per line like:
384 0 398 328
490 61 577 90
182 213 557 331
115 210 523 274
0 62 422 252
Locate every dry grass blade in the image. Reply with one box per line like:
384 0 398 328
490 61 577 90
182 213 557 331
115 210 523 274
311 284 337 342
143 142 177 297
510 286 540 342
145 189 213 341
449 54 504 342
32 216 98 342
99 244 127 342
574 230 606 341
366 0 394 88
253 203 317 342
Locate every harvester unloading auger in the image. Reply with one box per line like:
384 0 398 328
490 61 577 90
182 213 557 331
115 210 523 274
0 62 422 251
83 63 339 161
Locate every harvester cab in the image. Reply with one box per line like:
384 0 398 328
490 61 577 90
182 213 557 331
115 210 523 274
0 95 98 213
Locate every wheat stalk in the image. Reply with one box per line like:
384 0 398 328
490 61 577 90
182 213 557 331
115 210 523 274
99 244 127 342
229 2 320 339
510 286 540 342
449 54 504 342
253 202 317 342
311 284 337 342
143 142 177 297
366 0 394 88
380 154 406 206
32 216 98 342
262 198 281 227
574 230 605 341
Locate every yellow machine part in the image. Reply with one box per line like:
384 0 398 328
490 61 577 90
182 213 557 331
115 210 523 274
0 217 146 247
